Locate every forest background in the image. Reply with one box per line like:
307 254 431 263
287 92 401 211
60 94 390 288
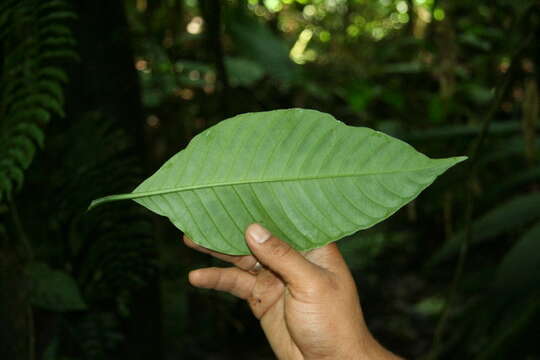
0 0 539 359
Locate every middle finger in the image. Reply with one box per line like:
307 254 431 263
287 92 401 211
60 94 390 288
183 235 259 271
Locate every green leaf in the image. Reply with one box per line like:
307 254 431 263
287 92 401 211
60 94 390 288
0 173 13 200
430 193 540 264
42 336 60 360
40 36 77 48
38 67 69 83
38 0 70 12
346 84 379 113
38 80 65 103
10 108 51 124
225 57 265 87
13 122 45 148
40 49 80 62
378 61 423 74
11 94 64 117
10 167 24 190
90 109 466 255
39 11 77 23
40 24 72 36
474 293 540 360
228 11 298 83
403 122 521 142
7 147 31 168
493 222 540 294
26 262 87 312
483 166 540 202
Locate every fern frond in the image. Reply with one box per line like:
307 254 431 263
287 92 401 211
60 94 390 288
10 94 65 117
39 11 77 23
13 123 45 148
6 136 36 161
40 24 72 36
38 67 70 83
40 49 80 62
8 148 32 169
0 175 13 200
9 108 52 124
37 0 71 11
39 36 77 47
37 80 65 103
0 0 77 203
0 159 25 191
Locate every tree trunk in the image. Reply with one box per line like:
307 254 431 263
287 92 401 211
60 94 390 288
62 1 161 359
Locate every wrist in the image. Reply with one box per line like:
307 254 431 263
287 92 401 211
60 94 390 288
345 333 402 360
356 336 403 360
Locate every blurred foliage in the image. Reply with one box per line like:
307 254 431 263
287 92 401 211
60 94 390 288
1 0 540 359
0 0 77 202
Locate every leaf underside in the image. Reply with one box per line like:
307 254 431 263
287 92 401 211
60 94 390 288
90 109 466 255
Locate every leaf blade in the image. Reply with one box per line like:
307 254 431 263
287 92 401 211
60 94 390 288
91 109 466 254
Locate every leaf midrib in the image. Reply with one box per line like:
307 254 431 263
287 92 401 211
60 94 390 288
90 163 456 208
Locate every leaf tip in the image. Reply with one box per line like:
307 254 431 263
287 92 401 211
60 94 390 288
454 155 468 164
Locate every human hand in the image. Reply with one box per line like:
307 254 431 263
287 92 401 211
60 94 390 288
185 223 401 360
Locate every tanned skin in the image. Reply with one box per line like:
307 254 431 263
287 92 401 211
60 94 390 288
185 223 402 360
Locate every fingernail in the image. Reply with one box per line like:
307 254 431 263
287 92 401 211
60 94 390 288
249 223 271 244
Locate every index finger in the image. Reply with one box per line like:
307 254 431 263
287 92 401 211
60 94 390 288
183 235 259 272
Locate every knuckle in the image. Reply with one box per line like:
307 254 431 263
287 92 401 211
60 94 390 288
305 273 336 296
237 256 256 270
268 239 294 259
212 269 226 289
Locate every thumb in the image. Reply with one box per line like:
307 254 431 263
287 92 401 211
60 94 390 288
245 223 320 287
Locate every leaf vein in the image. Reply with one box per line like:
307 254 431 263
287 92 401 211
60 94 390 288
95 164 456 204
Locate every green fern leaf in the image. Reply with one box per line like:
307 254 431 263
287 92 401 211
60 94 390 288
0 159 24 191
0 0 77 203
40 36 77 47
2 78 30 96
40 49 80 62
39 11 77 23
13 123 45 148
2 88 33 108
8 136 37 160
38 67 69 83
40 24 72 36
8 148 31 168
0 174 13 202
36 81 65 104
10 108 52 124
11 94 64 117
37 0 70 11
9 166 24 191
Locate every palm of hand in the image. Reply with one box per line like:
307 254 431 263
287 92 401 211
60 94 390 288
185 235 367 360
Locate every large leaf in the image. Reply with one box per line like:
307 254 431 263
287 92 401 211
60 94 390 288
483 166 540 203
90 109 465 255
493 222 540 295
227 9 298 83
26 262 87 312
430 193 540 265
